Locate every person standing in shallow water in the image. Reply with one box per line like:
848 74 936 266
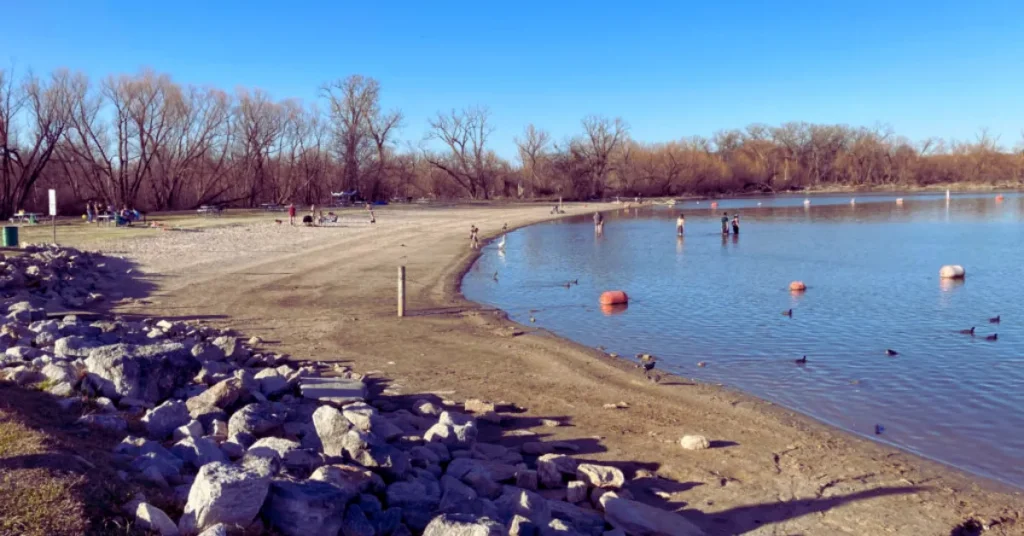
732 214 740 235
593 212 604 235
676 213 685 236
721 211 730 234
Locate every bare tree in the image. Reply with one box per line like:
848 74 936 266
0 68 73 217
321 76 379 194
426 107 496 199
366 108 403 201
515 124 551 196
578 115 628 198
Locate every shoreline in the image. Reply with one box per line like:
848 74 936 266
93 203 1023 534
451 214 1024 496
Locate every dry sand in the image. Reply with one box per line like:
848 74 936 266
94 204 1023 535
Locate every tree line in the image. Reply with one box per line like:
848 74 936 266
2 67 1022 218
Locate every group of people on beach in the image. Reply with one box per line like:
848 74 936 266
85 201 143 226
286 202 376 226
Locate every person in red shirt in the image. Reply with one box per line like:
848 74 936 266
288 203 296 225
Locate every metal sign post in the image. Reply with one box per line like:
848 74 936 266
48 189 57 244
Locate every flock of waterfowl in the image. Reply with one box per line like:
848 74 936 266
788 312 1000 365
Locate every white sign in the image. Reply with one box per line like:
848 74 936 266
48 189 57 216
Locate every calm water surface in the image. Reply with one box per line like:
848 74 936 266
463 192 1024 488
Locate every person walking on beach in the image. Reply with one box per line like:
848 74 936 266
721 211 730 234
366 202 376 224
732 214 740 235
469 225 480 250
676 213 685 236
288 203 296 225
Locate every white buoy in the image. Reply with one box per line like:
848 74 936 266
850 198 856 205
946 189 951 200
803 199 811 206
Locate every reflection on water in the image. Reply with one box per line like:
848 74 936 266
463 192 1024 489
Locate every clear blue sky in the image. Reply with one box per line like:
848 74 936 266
4 0 1023 159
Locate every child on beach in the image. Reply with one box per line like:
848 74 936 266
732 214 740 235
469 225 480 249
288 203 296 225
721 212 729 234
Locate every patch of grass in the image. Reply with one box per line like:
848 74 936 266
0 382 145 536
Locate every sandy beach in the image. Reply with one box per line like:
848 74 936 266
91 203 1024 535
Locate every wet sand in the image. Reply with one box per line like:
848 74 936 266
105 204 1022 535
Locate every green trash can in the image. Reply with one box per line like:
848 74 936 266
3 226 18 248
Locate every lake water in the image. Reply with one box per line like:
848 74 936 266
462 192 1024 489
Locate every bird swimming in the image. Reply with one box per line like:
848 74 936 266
885 349 899 356
989 315 1001 324
497 234 506 252
794 356 807 364
958 327 975 335
492 271 499 282
985 333 998 341
782 309 793 317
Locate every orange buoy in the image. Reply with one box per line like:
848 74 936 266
789 281 807 292
710 202 719 209
599 290 629 305
996 194 1005 202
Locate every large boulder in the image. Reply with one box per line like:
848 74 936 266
210 336 242 360
170 437 228 469
54 335 101 359
142 400 192 440
547 500 606 536
422 513 504 536
228 403 286 438
85 342 199 403
310 464 383 495
341 503 376 536
133 502 179 536
386 476 441 530
246 437 320 475
261 479 353 536
312 405 351 457
178 462 271 534
601 493 705 536
254 368 290 397
186 377 246 414
40 362 77 384
494 486 551 526
575 463 625 489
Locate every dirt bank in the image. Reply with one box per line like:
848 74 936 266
101 204 1022 535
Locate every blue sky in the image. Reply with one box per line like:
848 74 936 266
3 0 1023 159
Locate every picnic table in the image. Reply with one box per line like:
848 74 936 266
94 214 115 226
8 213 41 224
197 205 223 217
